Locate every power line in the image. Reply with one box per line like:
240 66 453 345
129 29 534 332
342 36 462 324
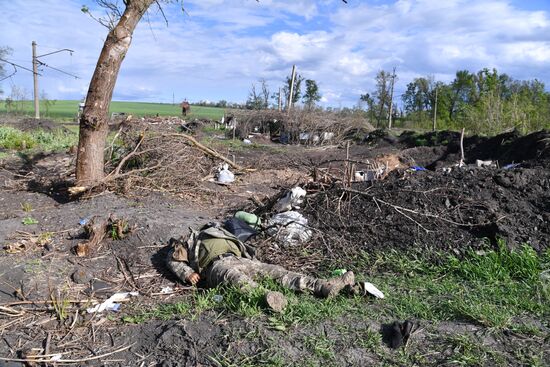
0 64 17 82
36 60 80 79
0 57 40 75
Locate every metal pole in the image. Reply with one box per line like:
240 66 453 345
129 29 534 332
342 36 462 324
32 41 40 119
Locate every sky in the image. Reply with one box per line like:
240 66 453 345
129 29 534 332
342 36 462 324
1 0 550 107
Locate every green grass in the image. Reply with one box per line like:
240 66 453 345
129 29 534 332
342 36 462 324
115 244 548 366
362 242 550 328
22 216 39 225
0 100 225 121
121 243 549 333
443 333 506 366
0 126 78 152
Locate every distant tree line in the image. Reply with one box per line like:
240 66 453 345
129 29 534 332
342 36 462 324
361 68 550 134
245 73 321 111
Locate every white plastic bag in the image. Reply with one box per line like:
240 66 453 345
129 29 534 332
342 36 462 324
216 163 235 184
267 211 312 246
87 291 139 313
274 187 307 213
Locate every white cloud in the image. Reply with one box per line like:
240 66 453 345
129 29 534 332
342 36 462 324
270 31 332 63
2 0 549 107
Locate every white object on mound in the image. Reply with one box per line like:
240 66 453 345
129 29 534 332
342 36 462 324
476 159 494 167
216 163 235 184
267 211 312 246
274 186 307 213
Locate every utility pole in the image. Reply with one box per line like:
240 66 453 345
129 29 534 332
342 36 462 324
287 65 296 111
32 41 39 119
31 42 76 119
433 86 438 131
388 67 396 130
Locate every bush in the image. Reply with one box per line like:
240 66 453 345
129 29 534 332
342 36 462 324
0 127 37 149
0 126 77 151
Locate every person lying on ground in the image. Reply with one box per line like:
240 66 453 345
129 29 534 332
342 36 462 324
166 222 355 303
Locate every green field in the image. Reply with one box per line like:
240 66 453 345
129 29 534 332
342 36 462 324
0 100 225 121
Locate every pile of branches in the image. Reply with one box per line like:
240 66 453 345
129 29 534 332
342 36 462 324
226 109 374 145
104 125 218 198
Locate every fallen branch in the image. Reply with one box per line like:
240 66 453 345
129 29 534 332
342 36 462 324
343 187 499 228
167 132 244 171
0 343 134 364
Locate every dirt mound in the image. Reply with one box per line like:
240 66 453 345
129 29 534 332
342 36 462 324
13 117 59 131
405 130 550 170
365 129 550 170
301 165 549 264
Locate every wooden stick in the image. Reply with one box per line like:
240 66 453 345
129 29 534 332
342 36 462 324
0 344 133 364
168 133 244 171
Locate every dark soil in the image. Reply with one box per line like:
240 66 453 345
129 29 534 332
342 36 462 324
3 117 61 132
299 130 550 266
304 166 550 262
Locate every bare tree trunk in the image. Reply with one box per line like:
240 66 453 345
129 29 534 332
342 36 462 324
76 0 154 187
388 67 396 130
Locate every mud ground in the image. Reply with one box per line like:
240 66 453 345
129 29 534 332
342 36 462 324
0 119 549 366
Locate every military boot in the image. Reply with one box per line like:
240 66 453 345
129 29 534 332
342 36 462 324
315 271 355 298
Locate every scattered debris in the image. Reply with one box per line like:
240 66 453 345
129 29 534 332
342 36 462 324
216 163 235 184
503 163 521 170
223 217 258 242
476 159 494 168
273 186 307 213
86 292 139 313
3 231 53 254
234 211 261 228
356 281 385 299
267 211 312 246
74 217 108 257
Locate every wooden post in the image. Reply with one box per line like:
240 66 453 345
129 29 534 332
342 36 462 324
288 65 296 111
433 87 438 132
459 128 465 166
388 67 396 130
345 141 350 187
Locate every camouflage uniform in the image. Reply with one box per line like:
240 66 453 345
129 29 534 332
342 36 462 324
166 224 353 297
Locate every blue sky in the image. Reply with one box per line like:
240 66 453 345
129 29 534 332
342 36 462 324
2 0 550 107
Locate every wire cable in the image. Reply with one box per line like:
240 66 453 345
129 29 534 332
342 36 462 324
36 60 80 79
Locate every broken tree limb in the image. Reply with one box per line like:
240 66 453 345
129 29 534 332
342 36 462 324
75 217 108 257
167 133 244 171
